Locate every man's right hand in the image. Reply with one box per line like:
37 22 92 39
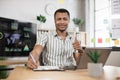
26 52 40 69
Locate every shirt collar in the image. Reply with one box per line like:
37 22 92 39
53 31 72 40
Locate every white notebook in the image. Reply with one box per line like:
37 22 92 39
33 66 65 71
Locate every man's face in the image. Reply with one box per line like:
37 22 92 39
55 12 70 32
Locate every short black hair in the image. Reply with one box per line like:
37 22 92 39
54 8 70 18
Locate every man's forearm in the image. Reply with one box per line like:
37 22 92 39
74 52 82 65
32 45 43 56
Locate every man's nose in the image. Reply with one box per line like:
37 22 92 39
60 19 64 23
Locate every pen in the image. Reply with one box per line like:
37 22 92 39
30 53 36 64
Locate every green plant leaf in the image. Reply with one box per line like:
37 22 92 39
80 19 85 26
37 14 46 23
72 18 85 27
87 50 101 63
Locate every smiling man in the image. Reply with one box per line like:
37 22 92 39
27 8 83 69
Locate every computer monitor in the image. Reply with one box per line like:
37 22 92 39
0 17 37 57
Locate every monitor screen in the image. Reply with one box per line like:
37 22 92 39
0 17 37 57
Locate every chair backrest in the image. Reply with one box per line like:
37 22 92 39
77 47 112 69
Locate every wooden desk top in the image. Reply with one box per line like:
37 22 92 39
0 60 27 66
6 66 120 80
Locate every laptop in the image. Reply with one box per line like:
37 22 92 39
77 47 112 69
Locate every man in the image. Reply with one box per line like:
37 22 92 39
27 8 83 69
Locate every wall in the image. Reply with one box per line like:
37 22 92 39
0 0 85 30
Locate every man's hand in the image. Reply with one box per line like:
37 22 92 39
26 51 40 69
26 45 43 69
72 35 83 65
72 36 83 53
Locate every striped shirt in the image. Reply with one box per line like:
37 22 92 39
36 31 79 67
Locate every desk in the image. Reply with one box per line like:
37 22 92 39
6 66 120 80
0 60 27 66
0 60 27 71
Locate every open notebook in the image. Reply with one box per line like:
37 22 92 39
33 65 77 71
33 66 65 71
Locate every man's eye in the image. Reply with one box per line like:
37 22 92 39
64 18 67 20
57 18 61 20
63 18 68 20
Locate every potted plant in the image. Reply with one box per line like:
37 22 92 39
37 14 46 24
37 14 46 29
87 50 103 77
72 18 84 31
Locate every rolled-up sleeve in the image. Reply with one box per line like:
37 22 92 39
36 31 48 47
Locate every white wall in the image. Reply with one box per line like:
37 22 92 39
0 0 84 30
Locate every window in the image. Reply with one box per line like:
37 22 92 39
86 0 120 47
